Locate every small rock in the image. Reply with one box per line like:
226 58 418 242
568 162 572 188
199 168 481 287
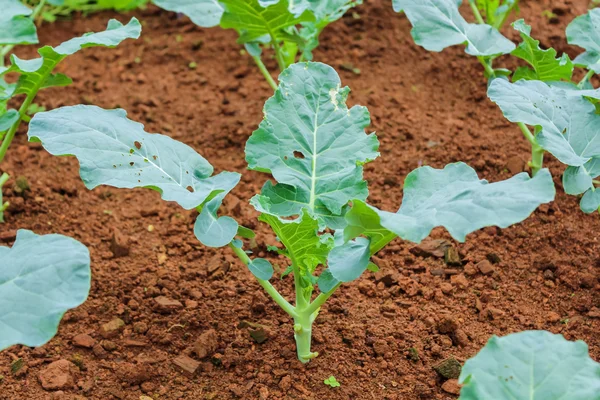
453 329 470 347
133 322 149 334
450 274 469 289
438 316 458 334
39 360 77 390
580 273 597 289
433 357 462 379
115 362 152 385
547 311 561 323
483 307 505 320
172 355 200 377
444 246 461 266
249 328 269 344
100 318 125 338
141 381 156 393
410 239 451 258
278 376 292 392
92 344 108 359
506 155 525 175
373 339 391 356
587 308 600 318
206 255 230 279
441 379 461 395
543 269 555 280
477 260 495 275
440 282 454 295
72 334 96 349
464 263 478 276
258 386 269 400
153 296 183 313
110 228 130 258
194 329 219 359
101 340 118 352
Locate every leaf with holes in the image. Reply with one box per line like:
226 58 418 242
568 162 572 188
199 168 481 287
245 62 379 228
459 331 600 400
393 0 515 56
28 105 241 212
152 0 224 27
0 230 90 351
0 0 38 45
344 163 555 244
566 8 600 74
511 19 573 82
1 18 140 97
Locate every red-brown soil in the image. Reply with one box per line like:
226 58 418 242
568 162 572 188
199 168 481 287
1 0 599 399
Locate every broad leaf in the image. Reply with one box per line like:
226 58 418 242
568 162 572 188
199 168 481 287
459 331 600 400
581 187 600 214
326 237 371 283
248 258 274 280
566 8 600 74
0 0 38 45
245 62 379 227
565 158 600 214
219 0 314 44
393 0 515 57
28 105 241 211
345 163 555 244
194 192 239 247
0 230 91 350
0 109 19 132
152 0 224 28
2 18 141 97
511 20 573 82
488 79 600 167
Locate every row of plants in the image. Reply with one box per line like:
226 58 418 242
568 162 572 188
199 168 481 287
1 1 600 398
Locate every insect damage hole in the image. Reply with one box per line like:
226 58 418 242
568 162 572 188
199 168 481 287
134 141 142 150
187 186 195 193
293 151 305 159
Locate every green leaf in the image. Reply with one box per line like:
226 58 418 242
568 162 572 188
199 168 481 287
0 230 91 351
257 210 333 277
152 0 224 28
327 237 371 283
245 62 379 228
316 269 339 292
324 375 341 388
294 0 362 60
459 331 600 400
566 8 600 74
28 105 241 211
0 109 19 132
2 18 141 97
566 158 600 214
237 226 256 239
248 258 274 280
581 187 600 214
0 0 38 45
194 192 238 247
511 19 573 82
219 0 315 44
345 163 555 244
393 0 515 57
488 79 600 167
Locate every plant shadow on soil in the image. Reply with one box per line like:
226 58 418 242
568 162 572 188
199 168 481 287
0 0 599 399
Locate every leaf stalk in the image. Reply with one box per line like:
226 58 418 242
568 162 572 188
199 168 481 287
251 55 278 91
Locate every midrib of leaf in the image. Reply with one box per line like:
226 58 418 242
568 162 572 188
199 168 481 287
309 96 320 211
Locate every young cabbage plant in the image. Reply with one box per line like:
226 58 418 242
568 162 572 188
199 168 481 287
395 2 600 213
459 330 600 400
0 17 141 221
151 0 362 90
0 230 91 351
28 62 556 364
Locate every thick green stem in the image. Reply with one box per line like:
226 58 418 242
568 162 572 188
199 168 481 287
293 312 318 363
252 55 278 91
517 122 544 175
228 243 297 318
477 56 496 78
578 69 595 89
0 172 9 223
469 0 485 24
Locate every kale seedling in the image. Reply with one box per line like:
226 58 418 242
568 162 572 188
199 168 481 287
459 330 600 399
395 1 600 214
324 376 341 388
152 0 362 90
28 62 555 363
0 14 141 221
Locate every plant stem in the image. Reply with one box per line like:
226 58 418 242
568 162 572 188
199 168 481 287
293 312 318 363
517 122 544 175
252 55 278 91
228 243 297 318
469 0 485 24
0 172 9 223
306 282 342 316
269 38 286 72
477 56 496 78
578 69 595 89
